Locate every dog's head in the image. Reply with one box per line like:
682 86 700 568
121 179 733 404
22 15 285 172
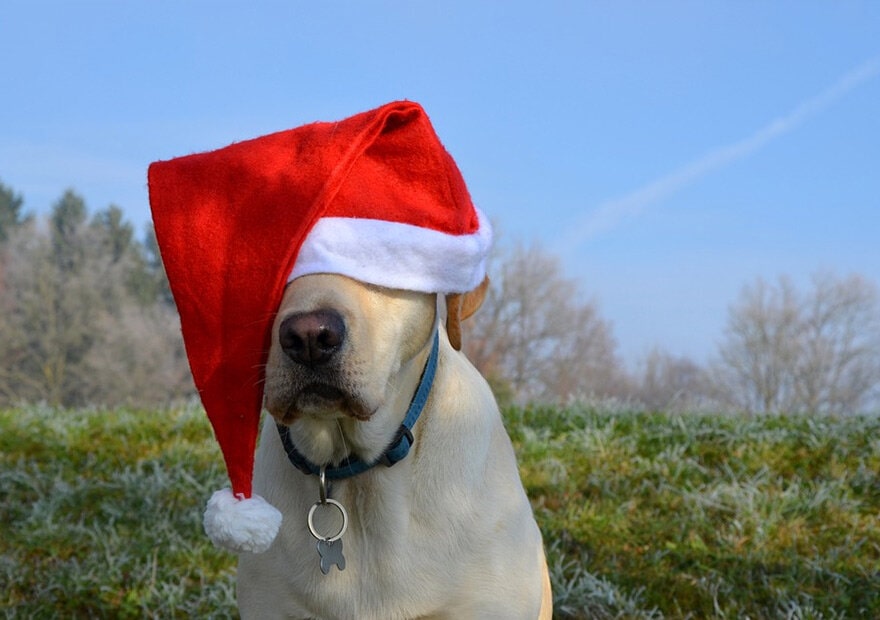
264 274 488 429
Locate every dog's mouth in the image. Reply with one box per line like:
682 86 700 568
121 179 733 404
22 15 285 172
273 382 373 424
302 383 346 402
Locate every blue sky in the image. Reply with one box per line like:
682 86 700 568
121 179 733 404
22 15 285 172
2 1 879 366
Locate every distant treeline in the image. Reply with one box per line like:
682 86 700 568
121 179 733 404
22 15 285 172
1 180 878 414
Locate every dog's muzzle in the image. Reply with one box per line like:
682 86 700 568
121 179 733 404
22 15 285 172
272 308 372 421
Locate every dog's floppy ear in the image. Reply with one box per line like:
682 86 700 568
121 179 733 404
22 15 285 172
446 276 490 351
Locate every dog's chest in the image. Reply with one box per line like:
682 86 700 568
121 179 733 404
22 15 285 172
282 481 461 618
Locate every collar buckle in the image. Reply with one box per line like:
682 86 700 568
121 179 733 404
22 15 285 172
379 425 415 468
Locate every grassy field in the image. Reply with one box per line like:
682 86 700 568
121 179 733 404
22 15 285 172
1 404 878 619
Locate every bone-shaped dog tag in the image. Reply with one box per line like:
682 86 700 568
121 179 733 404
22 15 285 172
316 538 346 574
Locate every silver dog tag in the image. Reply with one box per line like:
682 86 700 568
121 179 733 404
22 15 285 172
316 538 346 574
307 467 349 574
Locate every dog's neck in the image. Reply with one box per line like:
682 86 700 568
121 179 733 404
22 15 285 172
276 331 439 480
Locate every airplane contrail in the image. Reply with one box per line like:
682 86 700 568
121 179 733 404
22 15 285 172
562 55 880 251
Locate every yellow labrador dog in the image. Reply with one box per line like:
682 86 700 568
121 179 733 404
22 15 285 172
238 273 552 619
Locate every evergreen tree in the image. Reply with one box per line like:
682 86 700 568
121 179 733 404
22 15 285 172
0 180 28 243
90 205 134 263
50 189 88 274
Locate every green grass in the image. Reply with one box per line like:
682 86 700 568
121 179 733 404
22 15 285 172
2 404 879 618
509 406 880 618
0 405 237 618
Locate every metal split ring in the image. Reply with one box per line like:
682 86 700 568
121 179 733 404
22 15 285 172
307 498 348 542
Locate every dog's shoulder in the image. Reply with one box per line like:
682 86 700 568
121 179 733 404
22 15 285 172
431 337 500 424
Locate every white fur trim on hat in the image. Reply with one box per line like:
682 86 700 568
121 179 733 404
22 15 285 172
289 208 493 293
203 488 283 554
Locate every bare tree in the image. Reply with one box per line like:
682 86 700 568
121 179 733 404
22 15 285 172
794 273 880 414
462 241 623 404
712 273 880 415
80 303 192 407
712 277 802 414
635 347 711 412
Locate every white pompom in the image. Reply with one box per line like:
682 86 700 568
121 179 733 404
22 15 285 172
203 488 282 553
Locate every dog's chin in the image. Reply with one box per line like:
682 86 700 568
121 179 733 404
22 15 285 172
270 384 374 425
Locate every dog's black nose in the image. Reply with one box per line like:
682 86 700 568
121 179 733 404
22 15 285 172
279 310 346 367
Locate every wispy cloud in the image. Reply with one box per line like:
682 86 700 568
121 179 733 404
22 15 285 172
563 56 880 250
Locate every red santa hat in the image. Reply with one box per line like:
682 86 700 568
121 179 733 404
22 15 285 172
147 101 492 553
